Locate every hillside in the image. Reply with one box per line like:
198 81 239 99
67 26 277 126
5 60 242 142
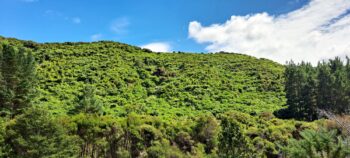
17 38 285 118
1 37 333 157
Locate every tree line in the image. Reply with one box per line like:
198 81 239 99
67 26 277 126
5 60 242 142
276 57 350 121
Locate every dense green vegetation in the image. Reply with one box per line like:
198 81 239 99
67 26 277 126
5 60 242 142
276 58 350 121
0 36 349 157
283 129 350 158
0 42 36 117
31 40 285 117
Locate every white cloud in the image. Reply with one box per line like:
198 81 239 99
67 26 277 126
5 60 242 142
91 34 103 41
141 42 172 52
110 17 129 34
72 17 81 24
189 0 350 64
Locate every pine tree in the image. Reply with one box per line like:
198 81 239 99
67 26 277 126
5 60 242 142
70 86 104 115
302 75 318 120
0 43 36 117
346 57 350 80
328 58 343 113
283 57 350 119
294 62 307 119
332 69 348 114
300 63 318 120
317 62 332 111
282 61 312 120
284 61 300 118
346 57 350 113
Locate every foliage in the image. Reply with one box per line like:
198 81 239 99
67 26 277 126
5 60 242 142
283 129 350 158
193 114 220 154
0 43 36 117
276 58 350 121
4 107 80 158
0 118 7 157
70 85 104 115
0 36 346 158
218 115 254 158
146 139 186 158
22 40 285 117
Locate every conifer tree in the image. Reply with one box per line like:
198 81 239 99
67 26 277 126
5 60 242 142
0 43 36 117
284 61 300 118
317 62 332 111
295 62 307 119
346 57 350 113
346 57 350 80
70 86 104 115
302 74 318 120
328 58 344 113
283 57 350 119
332 68 348 113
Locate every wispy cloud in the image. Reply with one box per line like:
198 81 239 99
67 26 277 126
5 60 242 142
44 10 62 17
141 42 172 52
288 0 302 5
21 0 38 2
71 17 81 24
91 34 103 41
189 0 350 64
110 17 129 34
44 10 81 24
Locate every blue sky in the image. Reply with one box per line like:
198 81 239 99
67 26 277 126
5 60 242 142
1 0 349 64
0 0 308 52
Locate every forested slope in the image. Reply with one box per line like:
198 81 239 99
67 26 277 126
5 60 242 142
1 36 348 158
28 39 285 117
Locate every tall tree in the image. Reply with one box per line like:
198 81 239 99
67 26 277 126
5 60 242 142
302 74 318 120
300 63 318 120
346 57 350 113
328 57 346 113
0 43 36 117
346 57 350 80
282 57 350 120
332 68 348 114
279 61 315 120
283 61 300 118
317 62 333 111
